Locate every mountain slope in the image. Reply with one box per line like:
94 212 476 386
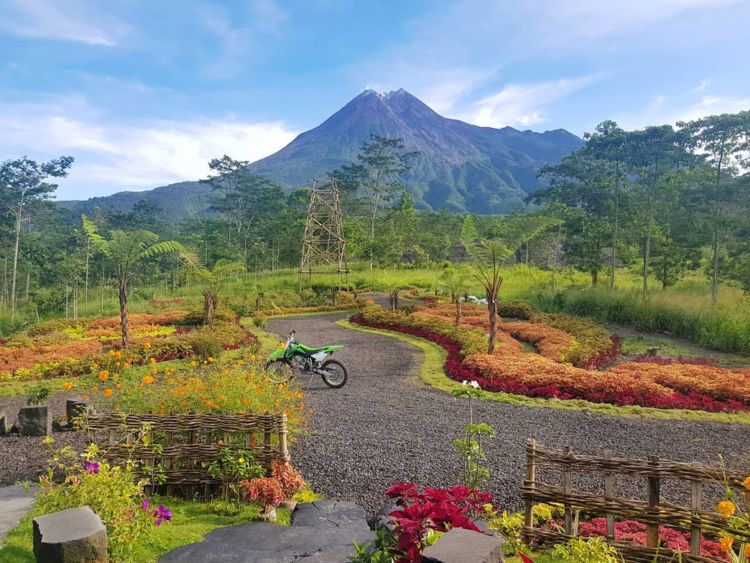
250 89 582 213
61 89 582 216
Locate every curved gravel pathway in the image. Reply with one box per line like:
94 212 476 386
268 312 750 515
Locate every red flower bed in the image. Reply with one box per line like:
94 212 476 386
351 312 750 413
571 518 728 560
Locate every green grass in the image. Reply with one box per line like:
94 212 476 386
0 496 293 563
337 319 750 425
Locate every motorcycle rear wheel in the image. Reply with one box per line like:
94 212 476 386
320 359 348 388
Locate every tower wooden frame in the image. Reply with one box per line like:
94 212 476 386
299 178 348 287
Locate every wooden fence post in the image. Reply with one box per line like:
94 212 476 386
603 450 615 544
263 415 273 476
279 414 289 464
646 455 661 549
690 481 703 556
523 437 537 535
563 446 574 537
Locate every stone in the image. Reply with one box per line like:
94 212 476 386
66 399 88 428
18 405 51 437
421 527 504 563
33 506 108 562
0 484 36 541
367 503 399 531
160 501 374 562
292 500 370 532
0 409 7 435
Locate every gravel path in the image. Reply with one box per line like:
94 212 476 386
268 312 750 515
0 392 87 487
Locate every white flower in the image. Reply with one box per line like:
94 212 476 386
470 380 481 390
462 380 469 386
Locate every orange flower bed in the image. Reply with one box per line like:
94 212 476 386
497 321 573 361
85 311 187 331
0 340 102 375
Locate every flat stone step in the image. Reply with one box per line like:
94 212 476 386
160 501 374 563
0 485 36 542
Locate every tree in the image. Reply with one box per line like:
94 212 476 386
193 259 246 325
461 216 513 353
439 264 472 326
332 135 418 270
679 111 750 305
534 153 614 286
582 121 629 289
0 156 73 319
83 216 196 348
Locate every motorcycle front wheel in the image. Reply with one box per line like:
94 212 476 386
319 359 348 388
265 359 295 384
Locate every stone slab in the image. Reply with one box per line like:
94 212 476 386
160 501 374 563
422 527 504 563
0 485 36 541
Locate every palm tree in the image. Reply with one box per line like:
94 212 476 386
83 216 197 347
193 259 246 325
439 264 472 326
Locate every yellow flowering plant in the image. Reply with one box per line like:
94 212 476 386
98 358 307 434
716 468 750 562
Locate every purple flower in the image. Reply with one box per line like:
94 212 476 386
152 505 172 526
83 461 100 475
141 499 150 511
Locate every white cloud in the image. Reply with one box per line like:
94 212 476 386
461 75 602 128
618 92 750 129
0 97 298 199
0 0 127 46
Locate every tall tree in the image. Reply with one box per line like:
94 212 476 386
680 111 750 305
193 259 246 325
83 216 196 348
0 156 73 319
332 135 418 270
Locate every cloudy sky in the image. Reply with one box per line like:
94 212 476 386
1 0 749 199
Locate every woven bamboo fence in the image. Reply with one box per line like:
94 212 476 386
86 412 290 497
522 438 749 562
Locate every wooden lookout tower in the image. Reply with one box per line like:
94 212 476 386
299 178 348 287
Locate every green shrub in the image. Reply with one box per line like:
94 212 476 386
497 300 537 320
179 306 237 327
537 312 614 366
550 537 619 562
186 329 224 359
27 384 51 405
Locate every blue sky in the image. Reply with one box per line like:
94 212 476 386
1 0 749 200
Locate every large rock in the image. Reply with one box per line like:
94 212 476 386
18 405 51 437
0 484 36 541
0 408 7 435
367 503 399 532
65 399 88 428
160 501 374 562
421 527 504 563
33 506 108 562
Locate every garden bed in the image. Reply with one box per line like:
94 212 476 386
352 305 750 413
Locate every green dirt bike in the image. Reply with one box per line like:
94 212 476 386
265 330 348 388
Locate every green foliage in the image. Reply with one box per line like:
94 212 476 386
207 449 264 483
498 300 538 320
36 445 154 561
26 384 51 405
350 528 399 563
452 421 495 489
550 537 620 562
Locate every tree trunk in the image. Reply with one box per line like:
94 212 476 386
487 290 498 354
591 270 598 286
455 295 462 327
711 225 720 307
11 206 22 320
610 167 620 290
118 276 129 348
203 289 213 325
643 218 653 297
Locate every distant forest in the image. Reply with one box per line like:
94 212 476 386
0 110 748 322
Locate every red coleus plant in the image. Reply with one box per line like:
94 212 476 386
384 481 494 562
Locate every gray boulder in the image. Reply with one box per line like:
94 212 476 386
421 527 504 563
367 503 399 531
65 399 89 428
0 408 7 435
33 506 108 562
18 405 51 437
